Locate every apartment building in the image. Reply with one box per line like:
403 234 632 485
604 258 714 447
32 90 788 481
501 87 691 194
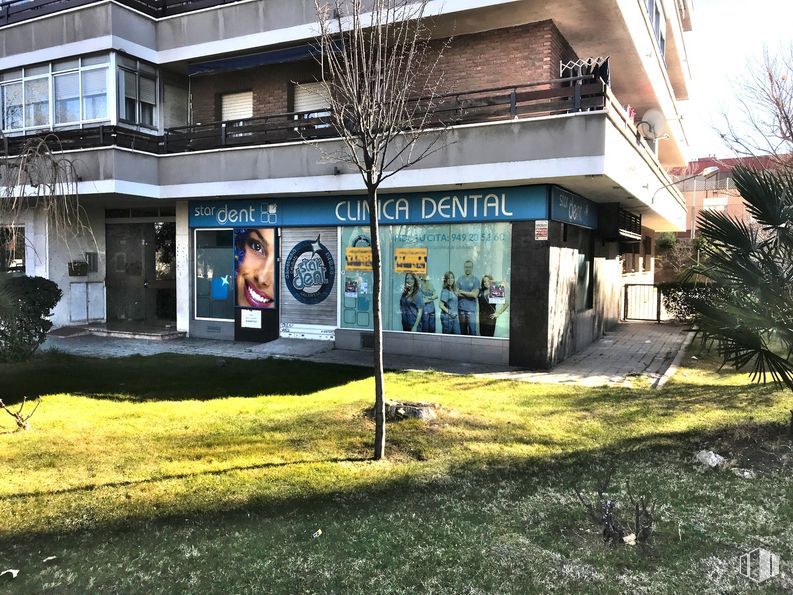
0 0 696 368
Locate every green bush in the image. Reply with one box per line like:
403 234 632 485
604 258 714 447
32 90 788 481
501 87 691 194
659 282 722 322
0 276 62 363
655 232 677 254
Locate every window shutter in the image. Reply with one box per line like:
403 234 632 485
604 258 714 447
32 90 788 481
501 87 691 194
221 91 253 121
293 82 330 113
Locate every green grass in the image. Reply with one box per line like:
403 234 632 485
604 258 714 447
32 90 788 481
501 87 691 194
1 349 792 593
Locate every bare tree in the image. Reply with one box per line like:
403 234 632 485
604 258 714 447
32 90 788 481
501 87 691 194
313 0 450 459
0 134 93 367
720 47 793 169
0 134 93 261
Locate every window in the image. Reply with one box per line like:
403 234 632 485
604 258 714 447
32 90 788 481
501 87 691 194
54 73 80 124
2 83 22 130
575 241 594 311
0 54 109 134
82 69 108 121
117 57 158 128
293 82 331 129
644 0 666 60
341 223 512 338
0 227 25 275
221 91 253 121
24 78 49 128
642 235 653 272
195 229 235 321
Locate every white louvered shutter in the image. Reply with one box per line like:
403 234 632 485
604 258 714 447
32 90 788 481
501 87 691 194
221 91 253 121
294 82 330 113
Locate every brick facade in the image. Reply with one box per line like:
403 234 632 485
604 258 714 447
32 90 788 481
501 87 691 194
190 62 322 124
189 20 578 123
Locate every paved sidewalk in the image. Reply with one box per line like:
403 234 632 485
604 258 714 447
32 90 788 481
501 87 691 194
43 322 691 387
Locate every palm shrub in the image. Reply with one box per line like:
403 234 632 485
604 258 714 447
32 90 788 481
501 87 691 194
688 165 793 387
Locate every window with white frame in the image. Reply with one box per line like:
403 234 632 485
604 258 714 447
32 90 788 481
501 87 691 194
117 55 158 128
0 227 25 275
0 55 110 134
644 0 666 61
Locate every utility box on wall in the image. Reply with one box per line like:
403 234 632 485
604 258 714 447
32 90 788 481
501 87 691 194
70 282 105 322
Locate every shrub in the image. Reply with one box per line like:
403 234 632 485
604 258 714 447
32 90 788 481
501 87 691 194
655 232 677 254
659 282 722 322
0 276 62 363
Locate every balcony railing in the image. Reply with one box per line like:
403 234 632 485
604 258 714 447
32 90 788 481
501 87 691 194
3 75 612 156
0 0 249 26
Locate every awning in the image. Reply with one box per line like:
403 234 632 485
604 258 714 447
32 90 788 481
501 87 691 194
188 44 321 77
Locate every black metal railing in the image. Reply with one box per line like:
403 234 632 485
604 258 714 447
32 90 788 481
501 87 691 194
162 75 606 153
1 76 608 156
3 125 161 155
0 0 251 26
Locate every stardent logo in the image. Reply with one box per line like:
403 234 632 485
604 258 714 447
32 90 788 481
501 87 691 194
193 203 277 226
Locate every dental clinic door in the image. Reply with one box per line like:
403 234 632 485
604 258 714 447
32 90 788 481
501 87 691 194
106 222 176 328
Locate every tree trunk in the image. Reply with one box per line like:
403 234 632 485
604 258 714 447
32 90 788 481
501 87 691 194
368 186 386 460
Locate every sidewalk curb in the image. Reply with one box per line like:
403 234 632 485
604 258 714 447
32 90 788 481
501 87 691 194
653 329 695 390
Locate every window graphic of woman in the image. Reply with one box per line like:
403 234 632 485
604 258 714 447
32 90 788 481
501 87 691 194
235 228 276 309
399 272 424 332
419 274 438 333
478 274 510 337
439 271 461 335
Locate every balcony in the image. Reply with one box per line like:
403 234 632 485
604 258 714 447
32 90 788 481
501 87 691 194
1 74 686 230
5 75 608 154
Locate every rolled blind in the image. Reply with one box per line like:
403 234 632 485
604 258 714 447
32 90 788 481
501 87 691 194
293 82 330 113
221 91 253 121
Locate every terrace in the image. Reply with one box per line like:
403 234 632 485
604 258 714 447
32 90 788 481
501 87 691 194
3 75 646 157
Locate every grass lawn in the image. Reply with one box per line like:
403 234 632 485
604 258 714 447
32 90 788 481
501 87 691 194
1 348 793 593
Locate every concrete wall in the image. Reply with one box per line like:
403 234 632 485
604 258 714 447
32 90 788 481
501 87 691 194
509 218 620 369
335 328 509 365
1 205 106 328
47 205 107 327
508 219 550 367
546 222 620 366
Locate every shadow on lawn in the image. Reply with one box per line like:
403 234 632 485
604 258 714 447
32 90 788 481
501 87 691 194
0 352 372 403
0 456 371 502
6 419 787 546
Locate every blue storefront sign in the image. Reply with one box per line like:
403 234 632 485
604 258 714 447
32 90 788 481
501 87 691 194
550 186 598 230
189 185 549 228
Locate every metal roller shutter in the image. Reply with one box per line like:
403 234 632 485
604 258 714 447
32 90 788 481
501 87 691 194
221 91 253 121
293 82 330 113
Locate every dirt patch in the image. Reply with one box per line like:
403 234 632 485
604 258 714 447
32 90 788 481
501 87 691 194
696 420 793 475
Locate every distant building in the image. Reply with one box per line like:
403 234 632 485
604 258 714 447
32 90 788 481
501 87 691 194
672 155 786 239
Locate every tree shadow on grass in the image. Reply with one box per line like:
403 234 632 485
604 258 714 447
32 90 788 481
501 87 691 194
0 351 373 403
4 419 788 547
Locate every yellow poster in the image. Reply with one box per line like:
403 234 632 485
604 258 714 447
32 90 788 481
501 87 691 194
345 247 372 271
394 247 428 274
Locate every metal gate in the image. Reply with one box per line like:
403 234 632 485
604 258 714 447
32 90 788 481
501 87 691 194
623 284 670 322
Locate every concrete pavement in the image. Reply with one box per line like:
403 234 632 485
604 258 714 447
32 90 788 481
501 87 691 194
42 321 691 387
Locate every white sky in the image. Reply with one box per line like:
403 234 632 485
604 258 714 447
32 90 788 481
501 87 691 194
682 0 793 158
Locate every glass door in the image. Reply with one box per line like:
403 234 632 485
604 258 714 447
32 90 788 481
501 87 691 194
105 222 176 329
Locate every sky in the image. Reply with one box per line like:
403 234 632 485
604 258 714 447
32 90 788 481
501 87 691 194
682 0 793 158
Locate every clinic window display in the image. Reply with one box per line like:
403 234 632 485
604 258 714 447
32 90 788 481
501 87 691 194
194 227 277 322
341 222 511 338
234 228 276 309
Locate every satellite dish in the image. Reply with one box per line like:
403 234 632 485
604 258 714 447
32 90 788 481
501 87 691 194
636 109 667 140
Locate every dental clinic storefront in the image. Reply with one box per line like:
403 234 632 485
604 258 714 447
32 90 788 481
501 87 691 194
188 184 602 367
